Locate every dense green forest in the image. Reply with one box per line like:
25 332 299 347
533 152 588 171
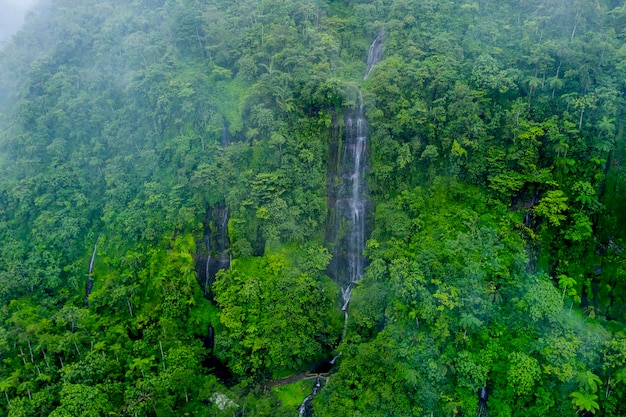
0 0 625 416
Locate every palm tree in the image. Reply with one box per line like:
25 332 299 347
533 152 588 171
553 139 569 158
459 313 482 340
557 274 577 302
570 391 600 415
273 79 295 112
595 138 614 153
525 75 542 102
547 76 563 98
128 356 155 379
0 378 14 404
596 116 616 140
576 370 602 393
408 308 420 328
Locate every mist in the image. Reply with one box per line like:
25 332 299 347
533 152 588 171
0 0 39 44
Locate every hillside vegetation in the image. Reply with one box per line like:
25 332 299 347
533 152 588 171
0 0 625 416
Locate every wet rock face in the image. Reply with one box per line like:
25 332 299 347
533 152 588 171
327 33 382 291
327 98 369 290
197 204 230 300
206 324 214 351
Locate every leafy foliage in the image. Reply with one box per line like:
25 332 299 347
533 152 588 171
0 0 625 416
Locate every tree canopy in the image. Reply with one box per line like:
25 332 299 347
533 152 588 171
0 0 625 416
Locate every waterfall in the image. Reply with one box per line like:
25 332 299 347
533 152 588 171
221 117 231 147
324 91 370 342
328 33 381 288
364 33 384 80
88 233 101 276
84 233 102 308
298 378 323 417
218 206 229 255
206 324 215 351
334 92 368 286
306 33 381 417
204 240 211 298
198 204 230 301
340 285 353 342
209 205 231 296
345 97 367 284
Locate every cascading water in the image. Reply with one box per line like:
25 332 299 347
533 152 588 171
198 204 233 382
221 117 231 147
204 239 211 298
334 30 384 321
303 32 383 417
298 378 323 417
364 32 383 80
307 93 369 416
337 92 368 340
197 204 230 301
345 103 367 284
328 32 383 296
84 233 102 308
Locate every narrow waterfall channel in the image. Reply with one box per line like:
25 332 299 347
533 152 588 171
364 32 383 80
300 33 383 417
197 203 230 301
221 117 231 147
337 95 368 340
197 203 233 382
84 233 102 308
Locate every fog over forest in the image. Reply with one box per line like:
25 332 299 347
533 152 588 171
0 0 38 44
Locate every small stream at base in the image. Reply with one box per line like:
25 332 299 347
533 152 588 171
298 377 323 417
